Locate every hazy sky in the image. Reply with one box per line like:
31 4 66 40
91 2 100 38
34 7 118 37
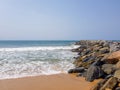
0 0 120 40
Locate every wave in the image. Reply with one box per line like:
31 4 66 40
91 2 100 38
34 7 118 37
0 45 79 51
0 44 79 79
0 60 75 79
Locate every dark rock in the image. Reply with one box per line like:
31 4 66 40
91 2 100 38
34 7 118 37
71 48 81 52
77 71 87 77
104 74 113 79
85 66 104 82
100 77 118 90
68 67 85 73
80 45 87 49
115 87 120 90
102 64 115 74
82 56 92 62
76 73 83 77
92 59 104 66
80 60 95 69
83 48 91 55
118 79 120 83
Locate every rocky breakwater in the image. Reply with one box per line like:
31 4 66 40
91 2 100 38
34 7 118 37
68 40 120 90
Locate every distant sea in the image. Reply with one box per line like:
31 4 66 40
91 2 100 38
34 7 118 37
0 40 79 79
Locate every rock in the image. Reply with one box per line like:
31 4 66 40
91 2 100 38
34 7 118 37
103 42 110 47
83 48 91 55
91 79 107 90
82 56 91 62
81 60 95 69
73 57 82 67
102 64 115 74
68 67 85 73
92 59 104 66
85 66 104 82
116 61 120 69
99 47 110 54
115 87 120 90
118 83 120 87
82 71 87 77
114 69 120 79
110 42 120 52
100 77 118 90
82 55 95 62
118 79 120 83
76 73 83 77
71 48 81 52
104 74 113 79
77 71 87 77
104 51 120 64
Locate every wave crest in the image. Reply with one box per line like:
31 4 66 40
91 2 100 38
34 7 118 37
0 45 79 51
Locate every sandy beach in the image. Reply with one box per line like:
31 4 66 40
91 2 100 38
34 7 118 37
0 74 99 90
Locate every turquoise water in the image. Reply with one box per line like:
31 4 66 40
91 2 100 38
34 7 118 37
0 40 77 48
0 40 78 79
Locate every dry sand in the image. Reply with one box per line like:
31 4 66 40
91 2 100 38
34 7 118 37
0 74 99 90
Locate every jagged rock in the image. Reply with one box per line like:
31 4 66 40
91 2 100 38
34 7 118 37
114 69 120 79
68 67 85 73
100 77 118 90
85 66 104 82
69 40 120 85
102 64 115 74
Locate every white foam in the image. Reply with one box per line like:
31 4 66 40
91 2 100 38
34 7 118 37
0 45 78 79
0 45 79 52
0 60 75 79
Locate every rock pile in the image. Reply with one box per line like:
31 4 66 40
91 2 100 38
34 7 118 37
68 40 120 90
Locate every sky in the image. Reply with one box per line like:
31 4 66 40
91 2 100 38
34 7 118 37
0 0 120 40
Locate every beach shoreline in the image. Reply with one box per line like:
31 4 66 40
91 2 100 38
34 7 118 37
0 73 99 90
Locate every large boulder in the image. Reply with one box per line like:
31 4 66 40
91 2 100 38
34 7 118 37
85 65 104 82
103 51 120 64
101 64 115 74
100 77 118 90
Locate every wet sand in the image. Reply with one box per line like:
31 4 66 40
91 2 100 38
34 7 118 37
0 74 99 90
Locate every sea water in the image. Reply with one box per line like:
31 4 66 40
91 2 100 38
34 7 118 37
0 40 79 79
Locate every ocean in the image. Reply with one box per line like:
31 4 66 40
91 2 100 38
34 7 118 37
0 40 79 79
